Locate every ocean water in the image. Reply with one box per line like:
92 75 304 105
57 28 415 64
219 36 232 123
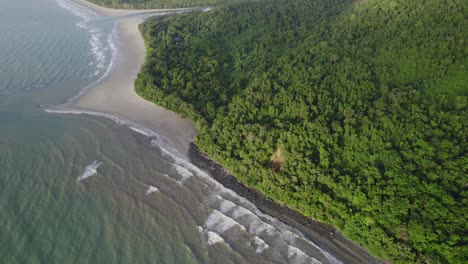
0 0 341 263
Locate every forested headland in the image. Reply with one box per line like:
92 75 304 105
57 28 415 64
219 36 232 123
87 0 231 9
135 0 467 262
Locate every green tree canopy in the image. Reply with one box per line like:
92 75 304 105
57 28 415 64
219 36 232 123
136 0 468 262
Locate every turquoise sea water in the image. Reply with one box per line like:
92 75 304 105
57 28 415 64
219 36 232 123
0 1 342 263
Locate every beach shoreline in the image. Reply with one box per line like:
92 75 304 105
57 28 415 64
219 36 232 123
58 0 382 263
61 1 198 155
75 0 190 16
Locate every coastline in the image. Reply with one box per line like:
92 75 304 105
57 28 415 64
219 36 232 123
63 1 198 155
75 0 190 16
58 1 382 263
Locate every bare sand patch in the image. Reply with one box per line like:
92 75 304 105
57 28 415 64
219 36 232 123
69 10 196 155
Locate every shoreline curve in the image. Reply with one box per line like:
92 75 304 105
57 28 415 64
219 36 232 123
64 1 198 155
55 1 382 263
75 0 191 16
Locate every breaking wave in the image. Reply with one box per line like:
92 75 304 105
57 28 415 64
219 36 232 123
56 0 96 22
145 185 159 195
56 0 118 101
251 236 269 253
77 160 102 182
206 231 227 247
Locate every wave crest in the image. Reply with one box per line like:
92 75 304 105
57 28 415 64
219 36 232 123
77 160 102 182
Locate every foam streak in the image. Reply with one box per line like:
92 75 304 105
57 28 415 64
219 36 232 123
77 160 102 182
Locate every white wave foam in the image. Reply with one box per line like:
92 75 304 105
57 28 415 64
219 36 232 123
76 22 86 29
57 1 119 101
77 160 102 182
87 23 118 79
198 226 231 248
248 217 277 236
218 198 236 213
230 204 251 219
204 210 246 234
145 185 159 195
130 126 149 136
88 31 106 77
150 138 183 161
44 108 125 125
173 164 193 184
322 251 341 264
56 0 97 22
251 236 270 253
210 195 277 236
206 231 226 246
288 245 322 264
43 108 179 152
206 195 344 263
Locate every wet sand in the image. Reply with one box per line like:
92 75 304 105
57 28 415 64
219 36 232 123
69 2 197 155
76 0 189 16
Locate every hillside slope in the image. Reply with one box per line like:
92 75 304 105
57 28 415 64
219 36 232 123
136 0 467 262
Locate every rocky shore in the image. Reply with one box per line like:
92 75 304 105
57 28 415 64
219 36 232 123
189 142 383 264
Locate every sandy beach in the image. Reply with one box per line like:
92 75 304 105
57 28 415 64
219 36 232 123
67 1 197 155
76 0 189 16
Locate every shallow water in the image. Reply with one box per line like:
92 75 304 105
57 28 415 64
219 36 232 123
0 0 341 263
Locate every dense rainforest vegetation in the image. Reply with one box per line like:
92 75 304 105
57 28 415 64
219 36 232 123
135 0 467 262
88 0 231 9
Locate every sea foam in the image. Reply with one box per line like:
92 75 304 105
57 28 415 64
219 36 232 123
77 160 102 182
173 164 193 184
251 236 270 253
56 0 97 22
287 245 322 264
88 30 105 77
204 209 246 234
206 231 226 246
56 0 118 98
145 185 159 195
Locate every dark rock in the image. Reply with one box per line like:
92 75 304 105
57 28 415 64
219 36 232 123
188 142 383 264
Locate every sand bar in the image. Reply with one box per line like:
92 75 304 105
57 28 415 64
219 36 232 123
68 1 197 155
75 0 190 16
